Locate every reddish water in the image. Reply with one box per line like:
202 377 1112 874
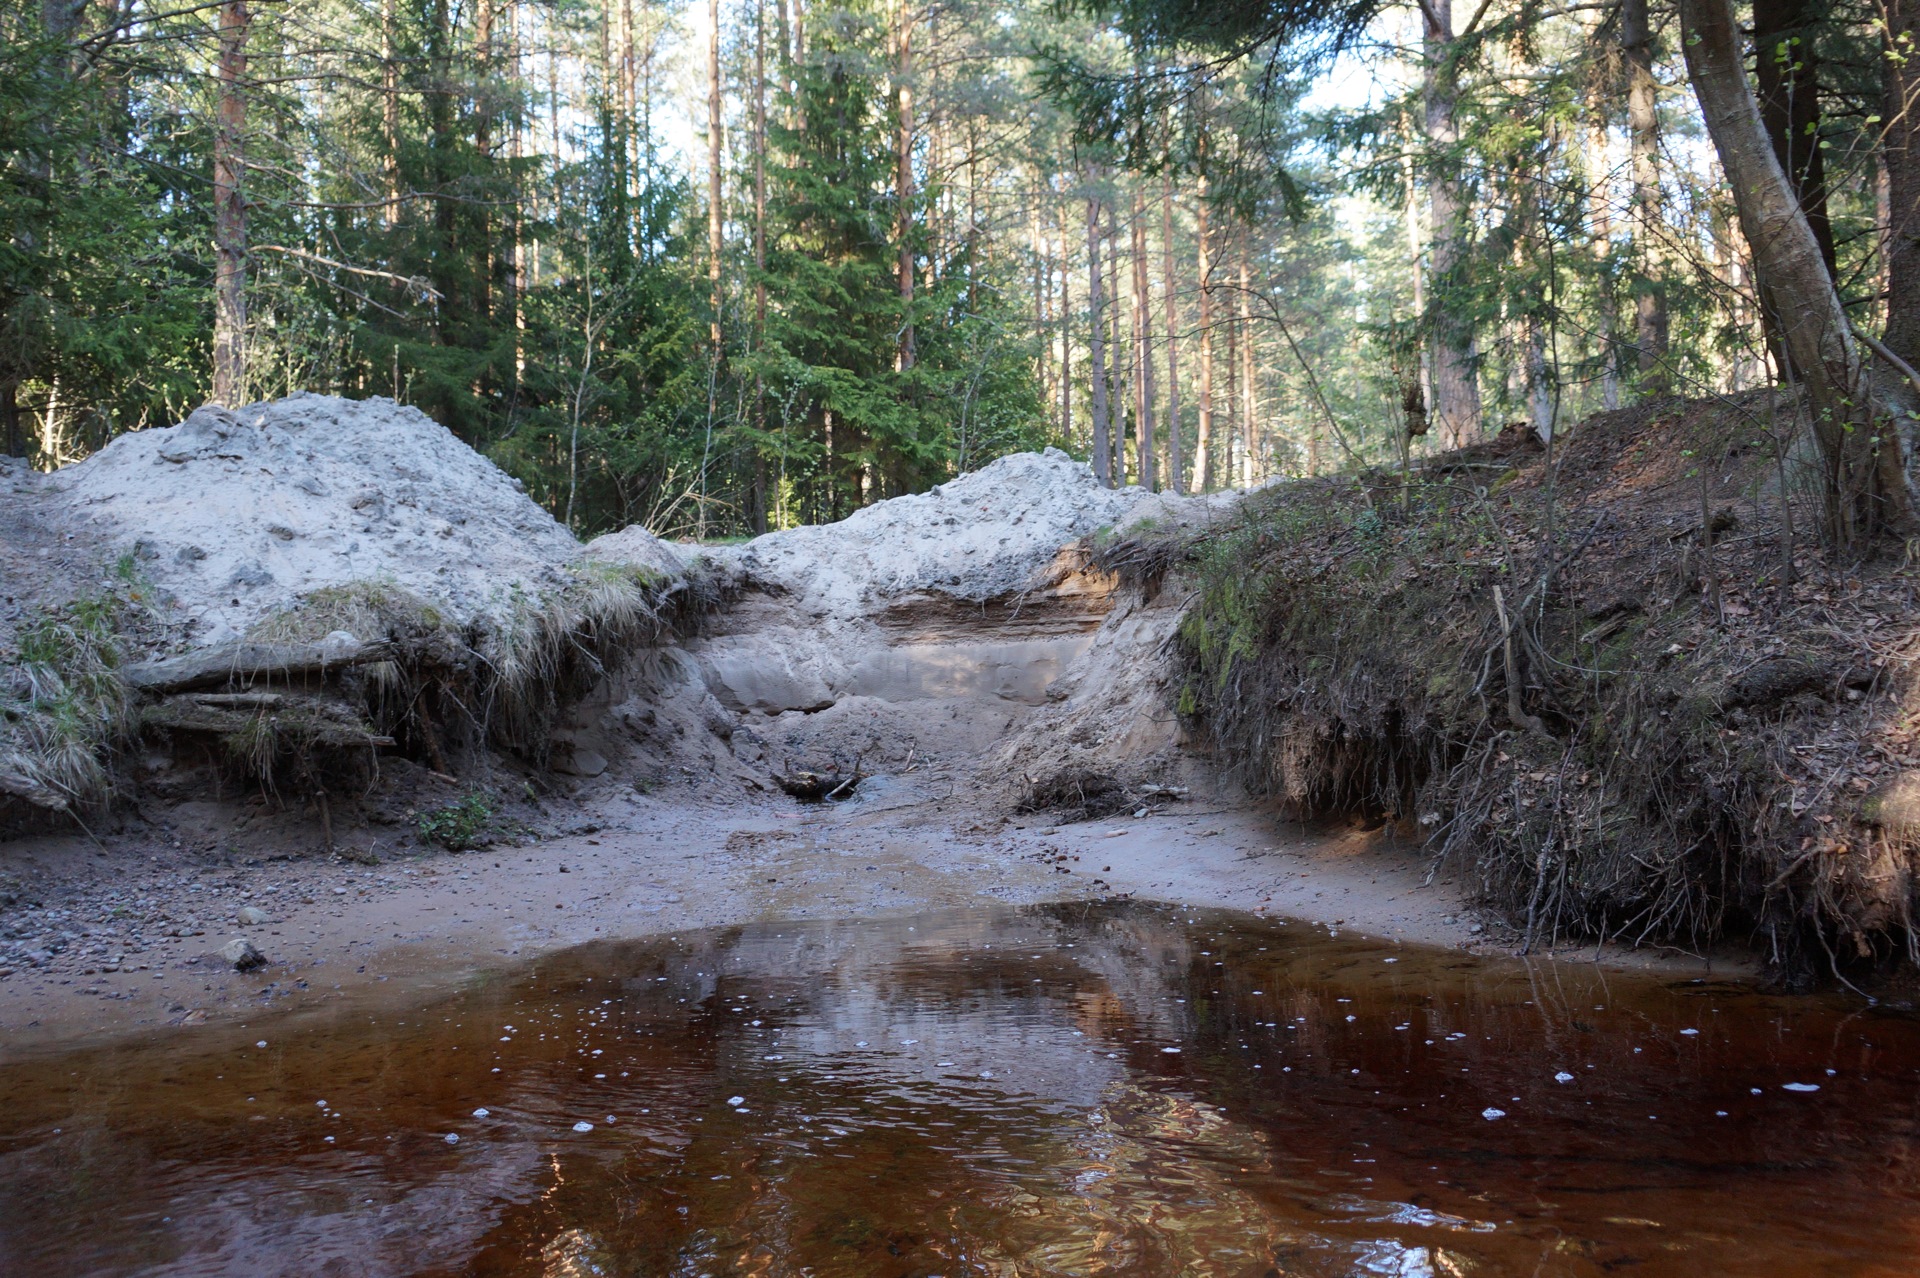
1 902 1918 1276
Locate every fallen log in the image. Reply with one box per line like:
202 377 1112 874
121 639 395 694
0 771 68 811
142 698 394 748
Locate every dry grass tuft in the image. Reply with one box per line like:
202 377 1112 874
0 589 133 822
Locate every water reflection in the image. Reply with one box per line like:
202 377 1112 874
1 901 1918 1276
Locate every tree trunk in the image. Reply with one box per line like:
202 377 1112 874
382 0 398 227
1105 200 1126 485
474 0 496 323
1 380 22 460
1162 176 1183 494
1237 245 1256 485
1224 267 1239 486
1587 115 1620 410
211 0 250 408
1058 202 1072 441
1680 0 1913 543
1622 0 1670 391
752 0 770 532
893 0 915 371
1753 0 1836 276
1422 0 1481 445
1130 187 1156 491
1883 0 1920 368
1086 193 1112 486
1195 177 1213 491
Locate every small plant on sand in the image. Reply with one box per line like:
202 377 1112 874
417 791 496 851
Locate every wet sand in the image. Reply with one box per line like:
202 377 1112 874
0 777 1745 1056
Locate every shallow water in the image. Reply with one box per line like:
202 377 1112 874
2 902 1918 1277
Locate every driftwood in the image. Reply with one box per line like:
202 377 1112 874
121 639 395 693
142 697 394 748
0 771 68 811
774 769 864 801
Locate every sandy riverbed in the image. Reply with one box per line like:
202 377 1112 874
0 775 1745 1057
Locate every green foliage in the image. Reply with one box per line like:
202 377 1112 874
417 791 496 852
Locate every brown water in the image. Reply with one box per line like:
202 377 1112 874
2 902 1918 1277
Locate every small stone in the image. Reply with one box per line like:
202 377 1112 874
1468 923 1485 935
237 906 271 926
221 938 267 971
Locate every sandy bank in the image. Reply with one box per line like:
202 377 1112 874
0 780 1747 1057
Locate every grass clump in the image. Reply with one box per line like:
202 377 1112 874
1 591 132 816
481 561 673 761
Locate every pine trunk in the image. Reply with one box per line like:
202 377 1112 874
893 0 915 371
1422 0 1481 445
1622 0 1670 390
1195 181 1213 491
212 0 250 407
1162 177 1183 494
1883 0 1920 368
1679 0 1913 543
1086 193 1111 486
1131 188 1156 491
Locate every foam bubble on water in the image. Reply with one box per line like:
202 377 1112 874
1554 1072 1574 1083
1482 1108 1506 1120
444 1133 459 1145
1161 1047 1181 1054
1783 1083 1821 1093
572 1121 595 1133
472 1108 489 1118
727 1096 745 1107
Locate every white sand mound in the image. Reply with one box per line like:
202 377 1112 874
704 448 1146 613
581 523 692 581
48 394 593 645
667 449 1237 723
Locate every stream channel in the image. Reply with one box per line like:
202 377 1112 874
1 900 1916 1276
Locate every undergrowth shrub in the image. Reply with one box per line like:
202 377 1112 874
417 791 496 850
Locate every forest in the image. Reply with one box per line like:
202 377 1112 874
3 0 1917 544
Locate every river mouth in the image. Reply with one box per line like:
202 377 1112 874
0 902 1913 1277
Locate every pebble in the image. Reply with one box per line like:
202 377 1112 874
237 906 271 926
